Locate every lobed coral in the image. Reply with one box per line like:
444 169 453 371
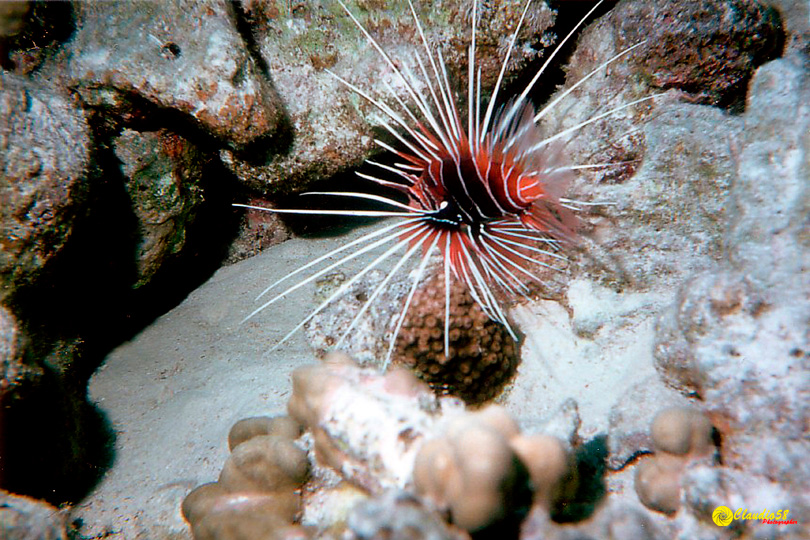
182 415 311 540
282 354 573 534
413 407 573 533
634 406 715 515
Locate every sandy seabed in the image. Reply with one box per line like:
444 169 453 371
75 222 663 539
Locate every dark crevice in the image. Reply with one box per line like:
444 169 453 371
229 0 271 79
232 112 295 166
2 94 244 505
712 427 723 466
227 0 298 164
502 0 619 111
77 86 232 154
0 362 115 505
68 105 243 353
272 158 407 238
550 435 608 523
607 449 653 472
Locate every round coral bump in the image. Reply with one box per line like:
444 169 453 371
228 416 302 451
634 453 684 515
287 364 342 427
218 435 308 493
471 405 521 441
413 438 464 511
183 486 303 534
444 416 523 531
510 434 568 507
192 508 292 540
651 407 713 456
182 482 228 527
220 491 301 526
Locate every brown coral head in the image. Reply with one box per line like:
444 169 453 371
393 273 520 405
287 364 343 427
182 483 307 539
218 435 308 494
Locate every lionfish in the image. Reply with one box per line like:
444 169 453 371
236 0 654 366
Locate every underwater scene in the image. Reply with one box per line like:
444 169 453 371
0 0 807 539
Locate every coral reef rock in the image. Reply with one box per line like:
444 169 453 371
224 0 556 193
0 71 90 299
66 1 282 151
0 490 69 540
345 489 467 540
288 353 442 493
653 55 810 538
606 376 691 470
616 0 784 109
114 128 209 286
283 354 575 535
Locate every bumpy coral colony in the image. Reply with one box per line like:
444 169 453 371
236 0 656 364
394 273 518 404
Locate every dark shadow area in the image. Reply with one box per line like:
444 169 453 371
232 113 296 166
469 457 533 540
711 4 786 115
1 108 243 505
274 155 411 238
0 365 116 505
0 1 76 72
1 149 136 503
500 0 618 111
9 116 241 361
550 435 608 523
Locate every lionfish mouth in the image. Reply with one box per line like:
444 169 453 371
235 0 659 367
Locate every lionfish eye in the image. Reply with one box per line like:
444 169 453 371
426 198 466 229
